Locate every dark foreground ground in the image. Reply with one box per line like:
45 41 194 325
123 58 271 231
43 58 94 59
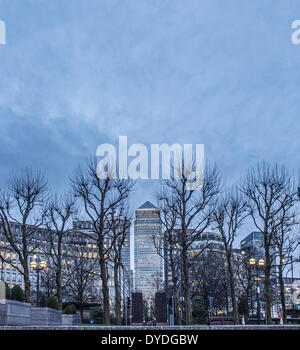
0 325 298 347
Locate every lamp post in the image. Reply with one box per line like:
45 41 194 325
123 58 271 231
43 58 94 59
30 257 47 306
249 258 265 325
0 261 3 280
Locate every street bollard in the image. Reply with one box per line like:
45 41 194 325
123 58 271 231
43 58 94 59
241 314 246 325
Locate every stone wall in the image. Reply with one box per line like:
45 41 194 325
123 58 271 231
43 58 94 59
62 314 81 326
31 307 62 326
0 300 31 326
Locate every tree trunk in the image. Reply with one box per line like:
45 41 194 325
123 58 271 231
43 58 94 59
227 258 239 324
56 267 62 309
114 265 121 325
278 264 287 323
174 289 181 325
80 305 83 319
56 240 62 309
182 246 192 324
100 257 110 324
171 272 181 325
23 263 31 303
264 273 272 324
264 247 272 324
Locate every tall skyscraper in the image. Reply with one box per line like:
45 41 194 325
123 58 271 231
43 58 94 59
134 201 163 298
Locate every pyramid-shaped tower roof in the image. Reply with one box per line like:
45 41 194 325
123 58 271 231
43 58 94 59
137 201 158 209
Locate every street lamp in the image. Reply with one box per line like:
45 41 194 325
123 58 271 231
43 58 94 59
249 258 256 266
249 258 264 324
30 257 47 306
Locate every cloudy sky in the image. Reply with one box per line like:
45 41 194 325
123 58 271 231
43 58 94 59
0 1 300 248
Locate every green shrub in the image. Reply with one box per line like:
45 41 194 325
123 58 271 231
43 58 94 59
64 304 77 314
11 285 25 302
47 295 59 310
192 300 207 323
90 307 104 324
39 294 47 307
5 284 11 300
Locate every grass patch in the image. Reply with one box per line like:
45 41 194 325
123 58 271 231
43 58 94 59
81 323 118 326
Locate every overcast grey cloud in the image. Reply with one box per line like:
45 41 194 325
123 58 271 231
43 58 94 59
0 0 300 215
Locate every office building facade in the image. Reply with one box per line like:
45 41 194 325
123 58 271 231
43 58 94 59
134 201 163 299
240 231 264 258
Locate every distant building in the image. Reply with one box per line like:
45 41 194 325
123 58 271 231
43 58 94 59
134 201 163 299
240 231 264 257
72 220 131 303
0 223 50 293
0 219 130 306
281 277 300 310
190 231 224 253
164 230 225 295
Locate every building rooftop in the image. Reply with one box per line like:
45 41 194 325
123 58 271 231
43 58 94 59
137 201 158 210
240 231 264 246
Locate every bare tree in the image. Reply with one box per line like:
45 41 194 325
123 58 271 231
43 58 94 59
43 194 77 309
240 162 297 324
108 204 131 325
40 265 57 298
153 194 182 324
70 157 134 324
236 250 254 319
191 250 228 315
0 168 47 302
212 187 248 324
272 201 299 323
63 245 101 319
159 162 220 324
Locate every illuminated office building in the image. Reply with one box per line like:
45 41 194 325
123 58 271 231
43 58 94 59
134 201 163 298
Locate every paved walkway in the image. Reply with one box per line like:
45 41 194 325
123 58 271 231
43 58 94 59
0 325 299 330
